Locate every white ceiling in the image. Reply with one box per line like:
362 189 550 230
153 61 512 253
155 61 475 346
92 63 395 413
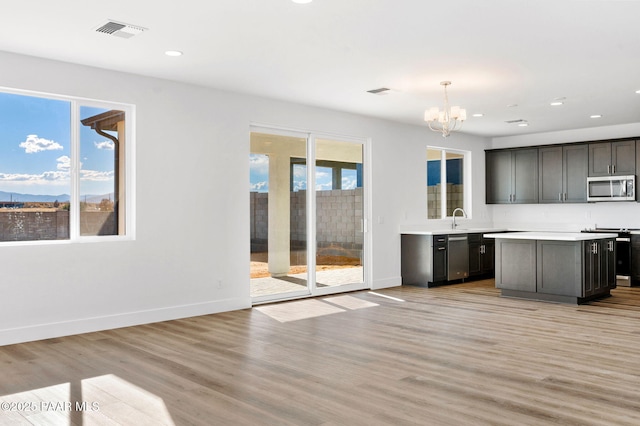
2 0 640 138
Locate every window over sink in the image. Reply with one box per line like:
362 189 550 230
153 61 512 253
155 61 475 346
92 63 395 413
427 147 469 219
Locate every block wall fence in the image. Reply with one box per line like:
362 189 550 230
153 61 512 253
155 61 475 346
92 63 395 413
250 187 363 259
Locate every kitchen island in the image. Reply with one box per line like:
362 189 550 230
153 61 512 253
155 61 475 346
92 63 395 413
483 231 617 304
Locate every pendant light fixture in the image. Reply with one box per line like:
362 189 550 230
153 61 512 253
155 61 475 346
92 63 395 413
424 81 467 137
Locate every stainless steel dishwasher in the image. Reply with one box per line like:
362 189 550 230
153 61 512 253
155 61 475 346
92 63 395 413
447 234 469 281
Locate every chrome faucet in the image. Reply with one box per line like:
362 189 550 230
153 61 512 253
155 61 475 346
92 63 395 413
452 208 467 229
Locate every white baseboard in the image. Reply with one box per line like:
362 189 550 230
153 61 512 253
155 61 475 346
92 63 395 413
0 297 251 346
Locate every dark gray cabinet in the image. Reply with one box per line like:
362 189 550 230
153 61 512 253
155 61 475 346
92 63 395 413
402 233 493 287
468 233 494 277
536 240 583 297
588 140 636 177
538 144 588 203
494 236 615 303
432 235 447 283
630 234 640 286
486 148 538 204
494 239 537 292
401 234 447 287
583 239 616 297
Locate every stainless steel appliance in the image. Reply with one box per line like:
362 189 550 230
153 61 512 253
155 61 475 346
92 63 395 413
587 175 635 202
447 234 469 281
582 227 634 286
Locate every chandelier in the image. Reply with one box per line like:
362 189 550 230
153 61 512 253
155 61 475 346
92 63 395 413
424 81 467 137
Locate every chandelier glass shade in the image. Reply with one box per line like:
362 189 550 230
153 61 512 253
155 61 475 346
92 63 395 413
424 81 466 137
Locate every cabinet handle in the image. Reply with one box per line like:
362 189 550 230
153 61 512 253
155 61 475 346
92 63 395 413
608 165 611 174
564 193 567 201
438 247 446 251
608 240 614 252
559 193 562 201
480 244 485 254
593 242 598 254
613 164 616 174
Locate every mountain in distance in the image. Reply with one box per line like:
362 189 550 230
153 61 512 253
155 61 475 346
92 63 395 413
0 191 114 203
0 190 70 203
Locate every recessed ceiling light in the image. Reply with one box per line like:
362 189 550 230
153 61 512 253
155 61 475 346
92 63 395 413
472 113 484 118
636 89 640 94
518 122 529 127
550 101 564 106
590 114 603 119
164 50 183 57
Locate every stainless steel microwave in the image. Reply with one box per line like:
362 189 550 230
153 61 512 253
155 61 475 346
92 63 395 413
587 175 635 202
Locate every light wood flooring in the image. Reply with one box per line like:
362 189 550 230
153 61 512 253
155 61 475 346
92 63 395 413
3 280 640 425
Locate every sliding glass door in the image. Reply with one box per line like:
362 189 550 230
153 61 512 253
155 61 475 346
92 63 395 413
250 129 367 303
250 132 309 301
314 138 364 292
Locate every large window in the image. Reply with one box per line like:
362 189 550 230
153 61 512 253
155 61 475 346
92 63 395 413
427 147 468 219
0 89 133 242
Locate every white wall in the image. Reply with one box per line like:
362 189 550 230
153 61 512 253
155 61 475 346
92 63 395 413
490 125 640 230
0 50 491 345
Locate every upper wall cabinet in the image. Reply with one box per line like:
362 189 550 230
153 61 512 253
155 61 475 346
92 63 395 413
539 144 588 203
588 140 636 177
486 148 538 204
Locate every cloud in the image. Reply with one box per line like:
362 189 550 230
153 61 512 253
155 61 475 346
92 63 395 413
316 170 330 179
249 154 269 174
251 181 268 192
57 156 71 171
341 176 357 190
293 165 307 179
0 171 69 185
19 134 64 153
80 169 114 182
41 171 70 181
94 140 115 150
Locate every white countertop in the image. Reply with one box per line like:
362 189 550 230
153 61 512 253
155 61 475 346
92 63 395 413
483 231 617 241
401 228 507 235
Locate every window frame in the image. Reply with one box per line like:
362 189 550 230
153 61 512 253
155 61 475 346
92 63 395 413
0 86 135 245
427 146 471 220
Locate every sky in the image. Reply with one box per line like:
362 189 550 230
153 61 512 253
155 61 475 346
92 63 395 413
249 154 358 193
0 92 117 199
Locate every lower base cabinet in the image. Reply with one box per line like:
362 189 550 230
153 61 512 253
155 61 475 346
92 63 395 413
469 233 495 277
631 235 640 286
401 233 495 287
401 234 447 287
583 239 616 297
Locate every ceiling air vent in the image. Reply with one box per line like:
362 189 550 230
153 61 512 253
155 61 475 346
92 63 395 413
367 87 392 95
95 20 147 39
